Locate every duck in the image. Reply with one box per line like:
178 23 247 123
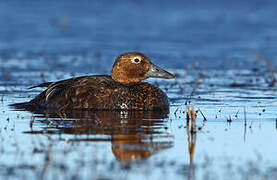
14 52 175 111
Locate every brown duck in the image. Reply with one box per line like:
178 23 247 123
14 52 175 111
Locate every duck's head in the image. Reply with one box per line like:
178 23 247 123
111 52 175 84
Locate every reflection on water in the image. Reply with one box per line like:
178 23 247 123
22 109 174 163
185 106 197 180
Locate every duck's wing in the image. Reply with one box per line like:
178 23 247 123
30 75 113 109
28 82 53 89
45 82 69 102
29 76 87 105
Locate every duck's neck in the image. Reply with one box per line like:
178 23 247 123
111 71 146 84
112 76 141 84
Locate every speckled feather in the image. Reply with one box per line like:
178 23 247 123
29 75 169 111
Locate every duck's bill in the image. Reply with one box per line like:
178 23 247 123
145 63 175 79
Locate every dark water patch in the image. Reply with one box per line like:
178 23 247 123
232 96 277 100
1 0 277 70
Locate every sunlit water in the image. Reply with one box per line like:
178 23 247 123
1 0 277 179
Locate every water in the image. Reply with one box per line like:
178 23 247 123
1 0 277 179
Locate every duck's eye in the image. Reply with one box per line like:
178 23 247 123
132 57 141 64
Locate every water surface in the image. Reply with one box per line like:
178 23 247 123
1 0 277 179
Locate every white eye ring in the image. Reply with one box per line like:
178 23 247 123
131 57 141 64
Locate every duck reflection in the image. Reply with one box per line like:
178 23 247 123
23 109 174 162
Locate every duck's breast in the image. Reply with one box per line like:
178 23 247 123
95 82 169 111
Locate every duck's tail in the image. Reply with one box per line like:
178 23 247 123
10 102 37 111
10 102 47 114
11 101 46 114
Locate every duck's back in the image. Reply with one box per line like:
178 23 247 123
29 75 169 111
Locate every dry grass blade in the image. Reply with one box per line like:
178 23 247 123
198 108 207 121
190 106 196 134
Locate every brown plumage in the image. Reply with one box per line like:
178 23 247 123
13 52 175 111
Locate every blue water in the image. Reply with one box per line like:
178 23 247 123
1 0 277 179
1 0 277 69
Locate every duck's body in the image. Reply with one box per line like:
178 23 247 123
13 52 174 111
29 75 169 111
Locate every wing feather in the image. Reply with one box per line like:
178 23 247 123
28 82 53 89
